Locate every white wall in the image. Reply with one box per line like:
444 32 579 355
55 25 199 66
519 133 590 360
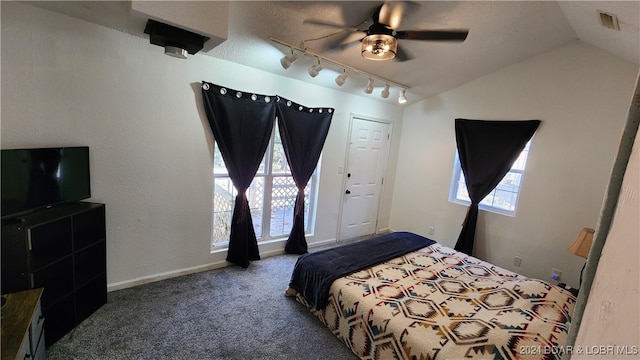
389 40 638 288
573 87 639 358
0 2 405 289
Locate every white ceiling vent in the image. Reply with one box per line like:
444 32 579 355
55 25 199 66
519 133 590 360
598 10 620 31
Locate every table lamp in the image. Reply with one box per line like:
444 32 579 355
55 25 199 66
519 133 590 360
567 227 594 287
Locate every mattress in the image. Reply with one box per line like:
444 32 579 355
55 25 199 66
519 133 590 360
290 236 576 359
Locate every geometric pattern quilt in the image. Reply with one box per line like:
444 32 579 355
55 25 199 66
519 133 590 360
295 243 576 360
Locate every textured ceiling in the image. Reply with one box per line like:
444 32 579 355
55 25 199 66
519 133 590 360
25 1 640 105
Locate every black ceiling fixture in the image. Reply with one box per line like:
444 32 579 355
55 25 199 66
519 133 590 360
144 19 209 59
304 1 469 62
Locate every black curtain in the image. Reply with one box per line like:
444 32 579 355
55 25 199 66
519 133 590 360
201 82 276 268
276 99 333 254
454 118 541 255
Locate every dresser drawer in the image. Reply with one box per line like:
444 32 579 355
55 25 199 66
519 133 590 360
29 300 45 355
16 337 30 360
32 334 47 360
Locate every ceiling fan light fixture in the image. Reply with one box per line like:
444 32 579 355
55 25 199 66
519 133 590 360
280 50 299 69
361 34 397 61
398 89 407 104
381 83 390 98
335 69 349 86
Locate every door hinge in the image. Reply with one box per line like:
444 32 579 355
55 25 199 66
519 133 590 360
387 133 390 140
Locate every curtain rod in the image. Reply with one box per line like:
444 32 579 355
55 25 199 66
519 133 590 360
269 37 410 90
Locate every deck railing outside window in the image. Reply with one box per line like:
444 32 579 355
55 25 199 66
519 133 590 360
211 122 316 249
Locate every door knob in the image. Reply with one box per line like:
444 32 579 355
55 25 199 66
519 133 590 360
347 173 351 178
345 190 351 194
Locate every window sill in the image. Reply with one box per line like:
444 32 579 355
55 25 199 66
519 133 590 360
449 198 517 217
209 233 314 253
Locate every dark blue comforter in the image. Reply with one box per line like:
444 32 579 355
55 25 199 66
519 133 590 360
288 231 436 309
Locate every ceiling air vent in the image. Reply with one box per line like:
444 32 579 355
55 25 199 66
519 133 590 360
598 10 620 31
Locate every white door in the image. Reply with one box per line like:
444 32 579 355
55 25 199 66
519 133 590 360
340 117 391 240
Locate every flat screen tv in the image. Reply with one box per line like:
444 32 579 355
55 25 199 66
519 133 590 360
1 146 91 219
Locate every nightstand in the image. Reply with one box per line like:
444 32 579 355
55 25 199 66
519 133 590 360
558 282 579 297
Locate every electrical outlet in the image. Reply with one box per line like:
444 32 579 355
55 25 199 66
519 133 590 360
428 226 435 235
513 256 522 267
551 268 562 281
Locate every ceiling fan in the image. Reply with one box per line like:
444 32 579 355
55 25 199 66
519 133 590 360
303 2 469 62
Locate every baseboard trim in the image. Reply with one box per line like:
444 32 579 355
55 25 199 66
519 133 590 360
107 236 347 292
107 260 229 292
308 237 337 248
107 247 293 292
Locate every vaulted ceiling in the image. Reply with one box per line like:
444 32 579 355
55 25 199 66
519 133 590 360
25 1 640 105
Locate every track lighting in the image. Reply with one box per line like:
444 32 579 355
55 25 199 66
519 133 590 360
381 83 390 98
280 50 299 69
398 89 407 104
308 58 324 77
335 69 349 86
271 38 410 102
364 77 375 94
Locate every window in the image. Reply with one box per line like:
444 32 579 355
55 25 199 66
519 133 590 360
211 122 317 249
449 141 532 216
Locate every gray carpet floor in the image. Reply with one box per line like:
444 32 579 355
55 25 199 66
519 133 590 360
46 240 364 360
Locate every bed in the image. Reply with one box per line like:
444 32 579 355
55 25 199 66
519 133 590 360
286 232 576 360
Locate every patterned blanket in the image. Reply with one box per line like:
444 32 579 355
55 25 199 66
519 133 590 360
289 232 435 309
295 243 575 360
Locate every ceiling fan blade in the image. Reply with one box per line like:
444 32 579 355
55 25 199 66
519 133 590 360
337 36 366 51
394 46 414 62
370 3 384 25
377 1 422 29
377 3 395 27
395 29 469 42
322 31 360 52
303 18 359 31
378 2 406 29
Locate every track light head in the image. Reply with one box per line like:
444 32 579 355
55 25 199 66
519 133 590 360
308 63 324 77
364 77 375 94
335 69 349 86
280 50 299 69
381 83 390 98
398 89 407 104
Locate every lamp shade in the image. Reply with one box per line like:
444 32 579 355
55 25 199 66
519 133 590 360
567 228 594 259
